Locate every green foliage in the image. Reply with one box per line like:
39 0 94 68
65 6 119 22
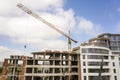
0 67 2 75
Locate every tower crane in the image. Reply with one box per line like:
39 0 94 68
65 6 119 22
17 3 77 51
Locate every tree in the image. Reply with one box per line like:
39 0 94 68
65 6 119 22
0 67 2 75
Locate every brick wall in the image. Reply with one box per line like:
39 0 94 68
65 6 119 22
1 59 8 80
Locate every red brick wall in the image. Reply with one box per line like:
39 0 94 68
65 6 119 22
1 59 8 80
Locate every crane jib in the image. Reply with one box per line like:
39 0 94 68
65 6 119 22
17 3 77 43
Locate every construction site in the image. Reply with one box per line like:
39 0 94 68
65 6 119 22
1 50 81 80
1 2 120 80
1 33 120 80
1 3 80 80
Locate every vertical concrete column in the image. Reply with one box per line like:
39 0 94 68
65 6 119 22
20 57 27 80
53 53 55 73
78 54 82 80
53 53 55 80
68 53 71 80
1 59 8 80
32 56 35 80
42 52 46 80
12 59 16 80
60 53 62 80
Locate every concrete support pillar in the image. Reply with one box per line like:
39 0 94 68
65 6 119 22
1 59 8 80
20 57 27 80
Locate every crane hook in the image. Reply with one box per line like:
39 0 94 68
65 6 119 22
24 45 27 48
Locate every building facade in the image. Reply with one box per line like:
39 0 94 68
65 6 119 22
1 33 120 80
75 33 120 80
1 50 81 80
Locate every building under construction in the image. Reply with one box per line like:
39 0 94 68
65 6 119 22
1 50 81 80
1 33 120 80
1 2 120 80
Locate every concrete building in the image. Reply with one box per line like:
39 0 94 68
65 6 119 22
1 33 120 80
1 50 81 80
75 33 120 80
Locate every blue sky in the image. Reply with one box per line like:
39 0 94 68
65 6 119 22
0 0 120 61
66 0 120 42
65 0 120 32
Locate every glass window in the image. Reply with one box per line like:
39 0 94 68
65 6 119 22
87 55 108 59
82 49 87 53
113 62 115 66
83 62 86 66
111 56 114 59
82 48 109 54
88 69 109 73
83 55 85 59
113 69 116 73
26 68 32 73
84 76 86 80
114 76 117 80
83 69 86 73
111 36 117 40
27 60 33 65
118 36 120 40
26 76 32 80
88 62 108 66
87 48 109 54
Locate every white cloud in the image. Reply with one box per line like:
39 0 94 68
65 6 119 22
21 0 64 11
116 22 120 33
0 0 20 16
0 15 69 50
77 18 103 36
0 46 26 61
0 0 64 16
117 8 120 12
0 0 75 51
0 0 103 61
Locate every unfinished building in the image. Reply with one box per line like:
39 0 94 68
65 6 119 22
1 50 81 80
1 33 120 80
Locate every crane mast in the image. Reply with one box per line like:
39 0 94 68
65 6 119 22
17 3 77 51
